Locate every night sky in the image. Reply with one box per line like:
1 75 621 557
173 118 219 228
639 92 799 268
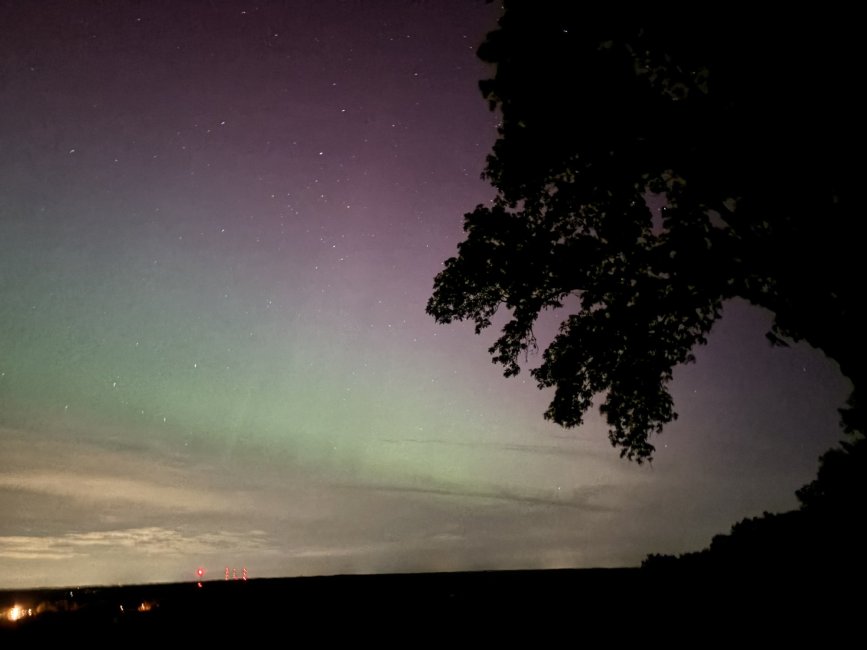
0 1 851 589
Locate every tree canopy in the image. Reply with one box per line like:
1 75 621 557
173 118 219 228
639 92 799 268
427 4 864 461
642 434 867 572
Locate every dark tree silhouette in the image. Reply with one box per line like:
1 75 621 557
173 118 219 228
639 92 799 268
641 434 867 574
796 435 867 516
427 4 864 460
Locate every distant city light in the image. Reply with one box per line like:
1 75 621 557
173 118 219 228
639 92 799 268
4 605 29 622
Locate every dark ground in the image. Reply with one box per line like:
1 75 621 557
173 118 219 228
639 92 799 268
1 567 857 642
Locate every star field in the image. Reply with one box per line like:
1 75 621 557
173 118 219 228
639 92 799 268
0 1 851 588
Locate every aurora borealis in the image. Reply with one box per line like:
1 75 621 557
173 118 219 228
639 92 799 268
0 1 852 589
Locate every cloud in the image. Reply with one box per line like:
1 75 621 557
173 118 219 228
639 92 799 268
0 471 246 513
378 437 613 459
0 528 271 561
342 480 613 510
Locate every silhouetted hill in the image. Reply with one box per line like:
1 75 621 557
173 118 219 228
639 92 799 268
1 565 860 641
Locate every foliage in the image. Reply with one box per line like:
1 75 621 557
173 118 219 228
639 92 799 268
642 435 867 571
427 4 864 460
796 435 867 514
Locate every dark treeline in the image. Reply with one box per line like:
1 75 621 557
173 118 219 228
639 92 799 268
644 435 867 573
